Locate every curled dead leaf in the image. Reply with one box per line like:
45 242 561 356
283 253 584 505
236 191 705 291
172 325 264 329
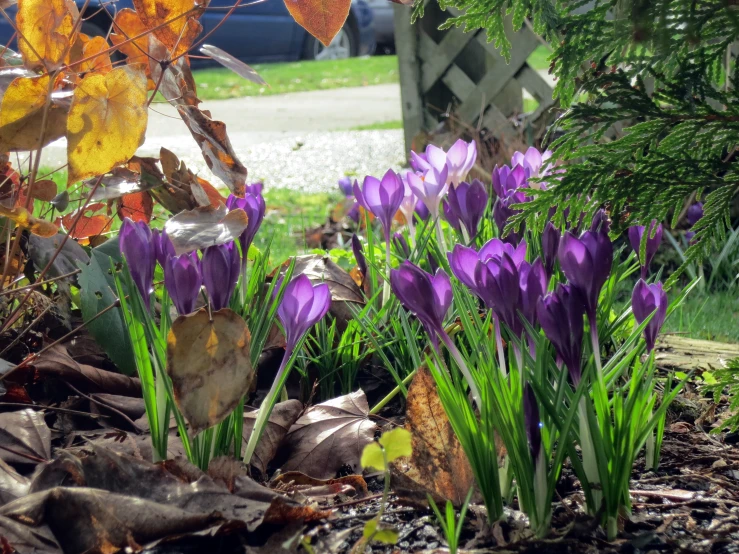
391 365 478 507
163 203 248 255
200 44 267 86
166 308 254 434
133 0 204 58
279 390 377 479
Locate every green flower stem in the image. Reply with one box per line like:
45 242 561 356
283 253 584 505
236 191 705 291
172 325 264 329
440 331 482 409
382 236 392 308
578 397 602 515
493 316 507 376
370 369 417 415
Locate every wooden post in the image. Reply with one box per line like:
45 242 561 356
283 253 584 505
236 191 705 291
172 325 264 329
393 5 423 155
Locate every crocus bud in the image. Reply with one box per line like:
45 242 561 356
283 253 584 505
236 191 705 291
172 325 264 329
164 253 202 316
351 234 367 277
202 241 240 311
354 170 404 241
492 164 511 199
442 199 461 233
152 228 175 268
493 190 526 245
119 218 155 306
628 220 662 278
277 274 331 350
541 222 560 279
390 262 452 345
558 223 613 321
537 284 586 384
245 182 263 197
519 258 548 328
447 179 488 238
393 232 410 259
338 176 353 197
226 192 266 257
631 279 667 353
686 202 704 242
415 199 430 221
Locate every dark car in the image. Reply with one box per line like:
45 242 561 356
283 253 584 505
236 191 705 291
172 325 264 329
0 0 375 63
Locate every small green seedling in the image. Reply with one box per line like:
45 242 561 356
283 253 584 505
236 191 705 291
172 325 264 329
427 488 473 554
351 428 412 552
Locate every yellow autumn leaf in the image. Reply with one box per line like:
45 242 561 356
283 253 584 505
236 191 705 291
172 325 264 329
71 35 113 76
110 8 151 68
16 0 79 71
66 66 148 184
0 75 69 151
0 205 59 237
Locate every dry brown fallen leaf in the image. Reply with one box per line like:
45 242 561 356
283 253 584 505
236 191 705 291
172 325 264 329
166 308 254 434
279 390 377 479
391 365 477 507
0 409 51 465
243 399 303 478
271 471 369 499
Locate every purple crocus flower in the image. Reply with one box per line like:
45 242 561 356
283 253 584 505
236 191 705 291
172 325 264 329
226 192 266 258
558 222 613 321
245 182 263 197
511 147 553 179
444 139 477 187
479 237 527 267
631 279 668 353
201 241 240 311
492 163 527 199
475 252 522 335
277 274 331 350
628 220 662 278
354 170 404 241
519 258 548 328
164 253 202 316
120 218 155 306
448 244 481 293
523 383 542 461
390 261 452 345
351 234 367 277
347 201 360 223
406 165 450 221
542 222 560 279
537 284 586 384
686 202 704 242
152 228 175 268
492 164 511 198
338 176 353 197
447 179 488 238
411 140 476 187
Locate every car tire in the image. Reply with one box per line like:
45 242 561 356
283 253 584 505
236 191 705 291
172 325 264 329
302 23 358 61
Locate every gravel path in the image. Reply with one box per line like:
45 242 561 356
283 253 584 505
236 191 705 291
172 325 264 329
35 84 406 192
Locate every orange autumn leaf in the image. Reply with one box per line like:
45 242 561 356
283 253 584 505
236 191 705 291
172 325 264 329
0 204 59 237
284 0 350 47
110 8 151 68
16 0 79 71
78 36 113 75
66 66 148 184
119 190 153 223
132 0 204 58
61 202 113 239
196 177 226 207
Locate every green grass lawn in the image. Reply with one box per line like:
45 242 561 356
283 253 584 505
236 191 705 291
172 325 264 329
193 55 400 101
665 289 739 343
349 120 403 131
528 45 551 72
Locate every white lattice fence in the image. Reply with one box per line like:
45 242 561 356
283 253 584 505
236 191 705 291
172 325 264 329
394 2 556 154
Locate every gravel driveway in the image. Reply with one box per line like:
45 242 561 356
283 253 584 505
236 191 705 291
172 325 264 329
36 84 406 192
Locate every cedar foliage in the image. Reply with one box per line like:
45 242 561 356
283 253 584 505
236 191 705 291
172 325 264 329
415 0 739 276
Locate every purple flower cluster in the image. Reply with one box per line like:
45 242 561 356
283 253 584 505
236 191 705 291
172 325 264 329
119 186 267 316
